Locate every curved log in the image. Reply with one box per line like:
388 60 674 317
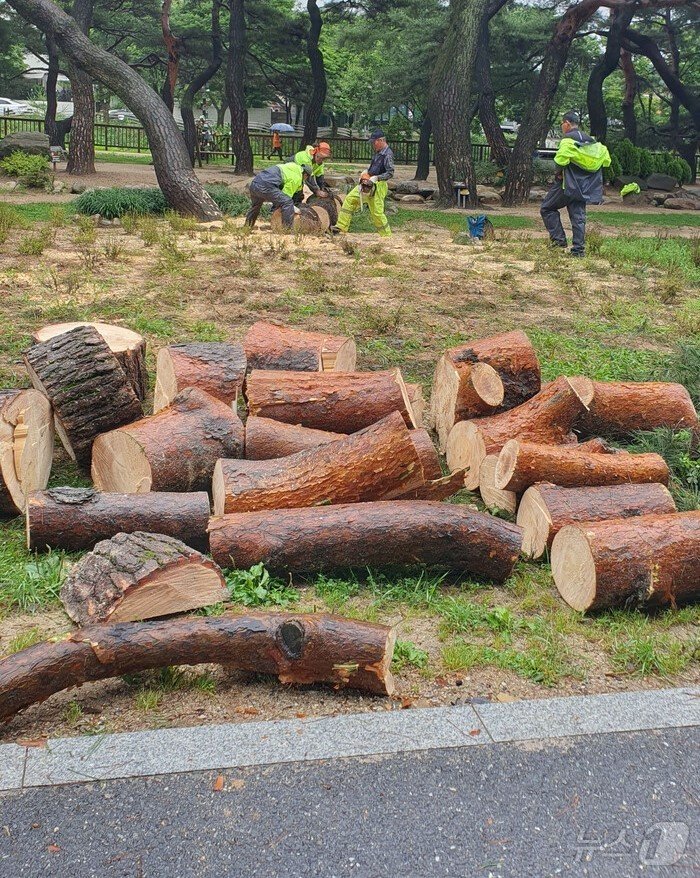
518 481 677 559
27 488 211 552
0 389 54 516
245 416 344 460
478 454 517 515
0 612 396 722
153 342 246 413
409 429 442 481
576 380 698 437
243 321 356 372
209 500 523 583
551 512 700 611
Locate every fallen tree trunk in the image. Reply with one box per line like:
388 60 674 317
0 389 54 516
446 377 588 490
213 411 425 514
551 511 700 612
0 611 396 722
246 368 417 433
24 325 143 468
153 342 246 413
577 437 625 453
209 501 523 582
245 416 344 460
430 355 504 451
409 429 442 481
576 380 698 436
393 469 468 501
31 322 148 401
27 488 211 552
495 439 670 493
518 481 677 559
243 321 356 372
92 387 244 493
60 531 227 625
479 454 518 514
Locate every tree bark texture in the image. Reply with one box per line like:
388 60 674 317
243 322 356 373
225 0 254 174
65 0 95 175
244 417 344 460
586 5 634 142
0 612 396 722
413 113 432 181
160 0 180 113
181 0 223 164
0 389 54 516
91 387 244 494
302 0 327 146
27 488 211 552
476 19 511 167
620 49 638 143
153 342 247 413
24 325 142 468
577 380 698 437
430 356 504 451
43 33 72 147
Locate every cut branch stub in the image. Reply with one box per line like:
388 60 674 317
153 342 247 413
576 380 698 437
0 389 54 516
91 387 244 493
0 611 396 722
31 322 148 401
60 531 227 625
243 321 356 372
551 512 700 612
518 481 677 559
24 325 143 468
478 454 517 515
246 368 417 433
245 416 344 460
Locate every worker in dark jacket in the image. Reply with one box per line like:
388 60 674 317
335 129 395 236
540 111 611 257
244 161 325 230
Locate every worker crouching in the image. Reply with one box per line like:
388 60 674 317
245 162 327 231
335 129 394 237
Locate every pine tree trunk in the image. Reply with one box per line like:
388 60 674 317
620 49 638 144
181 2 223 165
476 20 510 168
160 0 179 113
586 6 634 143
413 113 432 181
65 0 95 174
44 34 72 147
302 0 327 145
225 0 254 174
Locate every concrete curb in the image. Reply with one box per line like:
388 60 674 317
1 687 698 791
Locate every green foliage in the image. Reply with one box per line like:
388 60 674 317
626 428 700 511
0 522 68 612
0 151 50 188
204 183 250 217
606 153 622 183
224 563 299 607
667 157 690 185
384 114 414 140
638 149 655 179
613 139 640 176
75 185 251 220
0 202 27 244
18 227 52 256
473 160 503 186
2 628 43 656
392 639 429 672
531 158 556 187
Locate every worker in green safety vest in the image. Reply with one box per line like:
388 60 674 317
291 142 332 203
244 161 328 230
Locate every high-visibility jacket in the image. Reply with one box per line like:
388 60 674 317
554 131 611 204
294 147 324 179
277 162 307 197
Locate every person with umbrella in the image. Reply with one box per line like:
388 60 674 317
334 129 394 237
267 122 294 161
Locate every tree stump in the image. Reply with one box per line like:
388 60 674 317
24 325 143 468
92 387 244 493
575 380 698 437
31 322 148 401
243 321 356 372
0 389 54 516
153 342 247 413
478 454 517 515
430 355 504 451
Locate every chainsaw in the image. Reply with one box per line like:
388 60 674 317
358 175 375 211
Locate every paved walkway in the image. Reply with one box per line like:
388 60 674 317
0 688 698 877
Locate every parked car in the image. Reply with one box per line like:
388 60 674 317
108 108 139 124
0 98 34 116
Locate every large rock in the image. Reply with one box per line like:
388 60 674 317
646 173 678 192
477 185 502 206
394 180 421 195
0 131 50 159
401 194 425 203
664 197 699 211
618 174 648 191
528 187 548 202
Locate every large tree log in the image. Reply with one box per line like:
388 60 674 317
409 429 442 481
479 454 518 515
31 322 148 401
213 411 425 514
209 501 522 581
430 356 503 451
245 417 344 460
153 342 247 413
518 482 677 559
24 325 143 468
243 321 357 372
393 469 468 501
92 387 244 493
60 531 226 625
575 380 698 437
0 389 54 516
495 440 670 493
446 376 588 490
27 488 211 552
246 369 417 433
0 612 396 722
551 512 700 612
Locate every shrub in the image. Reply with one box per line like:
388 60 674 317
613 138 640 176
205 183 250 216
531 158 556 187
74 184 251 219
474 160 503 186
0 151 50 188
668 156 692 185
0 202 27 244
638 149 655 179
605 153 622 183
385 114 414 140
652 153 670 174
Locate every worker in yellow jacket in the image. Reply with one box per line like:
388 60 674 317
335 129 394 236
244 161 327 230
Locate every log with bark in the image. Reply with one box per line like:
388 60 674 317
494 439 670 493
409 429 442 481
91 387 244 493
306 193 338 225
24 325 143 468
271 205 322 235
445 376 588 490
60 531 227 625
0 389 54 516
27 488 211 552
406 382 426 427
243 321 357 372
31 322 148 401
153 342 247 413
551 511 700 612
430 355 504 451
245 416 344 460
0 611 396 722
213 411 425 514
478 454 518 514
209 500 523 582
246 368 417 433
575 380 698 437
518 482 677 559
393 469 468 502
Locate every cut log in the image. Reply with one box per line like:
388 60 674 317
406 382 426 427
246 368 417 433
60 531 227 626
243 321 356 372
245 416 344 460
518 482 677 559
551 512 700 612
271 204 322 234
409 429 442 481
393 469 468 501
0 389 54 516
24 325 143 468
577 437 624 453
209 501 522 582
153 342 246 414
575 380 698 437
306 193 339 226
92 387 244 494
31 322 148 401
445 376 588 490
308 204 331 231
430 354 504 451
478 454 517 515
27 488 211 552
213 411 425 515
495 439 670 493
0 612 396 722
